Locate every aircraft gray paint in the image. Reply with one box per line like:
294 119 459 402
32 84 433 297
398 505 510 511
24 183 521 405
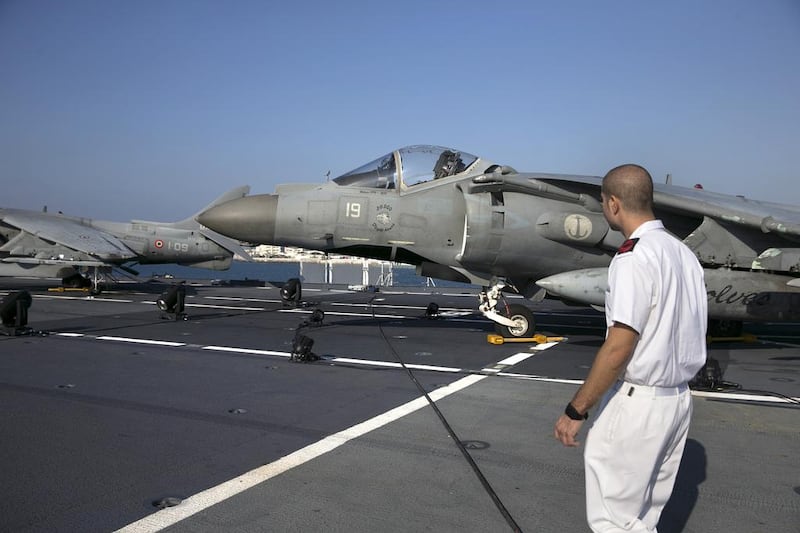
1 187 252 291
198 145 800 337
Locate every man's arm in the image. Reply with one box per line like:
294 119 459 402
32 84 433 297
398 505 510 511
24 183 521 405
554 323 639 447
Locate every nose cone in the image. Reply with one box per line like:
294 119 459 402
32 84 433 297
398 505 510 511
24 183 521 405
535 268 608 306
198 194 278 244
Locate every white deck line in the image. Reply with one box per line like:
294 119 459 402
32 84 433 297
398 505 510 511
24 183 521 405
112 343 560 532
114 374 486 533
95 336 186 347
201 345 291 358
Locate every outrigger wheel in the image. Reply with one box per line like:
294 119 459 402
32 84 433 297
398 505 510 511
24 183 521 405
62 273 92 289
494 303 536 338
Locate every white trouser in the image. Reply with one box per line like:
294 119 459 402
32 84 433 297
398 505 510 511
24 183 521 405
584 381 692 532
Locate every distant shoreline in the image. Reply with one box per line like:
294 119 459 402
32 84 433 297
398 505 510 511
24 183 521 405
245 257 414 268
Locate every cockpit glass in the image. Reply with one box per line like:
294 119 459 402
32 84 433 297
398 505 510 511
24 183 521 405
333 152 397 189
332 146 478 189
399 145 477 187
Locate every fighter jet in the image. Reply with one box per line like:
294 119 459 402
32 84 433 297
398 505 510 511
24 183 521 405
1 186 252 292
197 145 800 337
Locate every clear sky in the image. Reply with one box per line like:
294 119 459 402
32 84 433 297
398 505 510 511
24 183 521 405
1 0 798 222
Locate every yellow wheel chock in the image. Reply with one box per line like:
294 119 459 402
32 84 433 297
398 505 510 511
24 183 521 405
486 333 565 345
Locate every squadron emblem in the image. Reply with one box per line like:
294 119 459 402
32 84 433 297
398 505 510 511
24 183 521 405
376 212 391 226
564 214 592 240
372 204 395 232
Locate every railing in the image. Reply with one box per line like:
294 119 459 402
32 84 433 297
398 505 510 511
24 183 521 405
299 259 396 286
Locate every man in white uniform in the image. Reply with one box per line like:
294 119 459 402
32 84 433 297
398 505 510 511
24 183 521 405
554 164 707 532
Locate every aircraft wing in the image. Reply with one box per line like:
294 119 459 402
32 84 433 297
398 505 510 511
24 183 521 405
650 186 800 239
468 172 800 240
1 257 109 267
0 210 136 262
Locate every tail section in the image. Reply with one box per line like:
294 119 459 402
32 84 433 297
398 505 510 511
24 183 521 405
131 186 254 261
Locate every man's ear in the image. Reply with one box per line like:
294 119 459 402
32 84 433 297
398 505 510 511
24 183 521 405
608 195 620 215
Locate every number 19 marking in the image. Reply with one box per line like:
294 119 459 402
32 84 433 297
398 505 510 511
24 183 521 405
345 202 362 218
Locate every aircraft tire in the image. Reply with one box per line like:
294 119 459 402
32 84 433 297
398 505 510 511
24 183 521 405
495 303 535 338
62 273 92 289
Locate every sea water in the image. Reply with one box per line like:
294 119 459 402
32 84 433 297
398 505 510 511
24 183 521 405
133 261 475 288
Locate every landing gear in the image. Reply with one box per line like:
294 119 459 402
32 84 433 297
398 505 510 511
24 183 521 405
62 273 92 289
479 278 536 338
61 271 104 295
494 303 536 338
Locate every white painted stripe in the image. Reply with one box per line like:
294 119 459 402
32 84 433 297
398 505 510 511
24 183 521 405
96 336 186 347
114 374 486 533
691 390 800 404
141 300 266 311
375 290 435 296
496 352 535 366
253 286 320 292
204 296 278 303
201 346 290 358
185 303 266 311
53 334 796 405
34 295 135 303
328 357 462 373
481 345 555 374
279 309 404 319
491 373 799 403
530 341 563 351
330 302 472 313
494 373 586 385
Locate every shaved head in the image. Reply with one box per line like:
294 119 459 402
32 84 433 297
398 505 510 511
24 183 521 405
601 164 654 214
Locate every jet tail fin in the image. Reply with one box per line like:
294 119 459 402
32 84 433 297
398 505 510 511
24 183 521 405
130 186 254 261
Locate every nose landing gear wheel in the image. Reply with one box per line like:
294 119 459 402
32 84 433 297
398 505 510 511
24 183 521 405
494 303 535 338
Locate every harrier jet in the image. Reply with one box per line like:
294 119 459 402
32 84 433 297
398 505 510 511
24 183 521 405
1 187 252 292
197 145 800 337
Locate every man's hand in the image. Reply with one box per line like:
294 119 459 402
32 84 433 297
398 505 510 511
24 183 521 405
554 414 584 447
553 323 637 448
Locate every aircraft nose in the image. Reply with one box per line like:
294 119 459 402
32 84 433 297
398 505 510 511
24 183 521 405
197 194 278 244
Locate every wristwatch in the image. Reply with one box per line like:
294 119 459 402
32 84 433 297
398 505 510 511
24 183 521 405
565 402 588 421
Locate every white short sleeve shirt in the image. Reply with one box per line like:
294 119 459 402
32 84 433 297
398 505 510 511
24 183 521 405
605 220 708 387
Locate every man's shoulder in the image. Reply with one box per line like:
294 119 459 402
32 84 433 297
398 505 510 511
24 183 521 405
616 238 640 254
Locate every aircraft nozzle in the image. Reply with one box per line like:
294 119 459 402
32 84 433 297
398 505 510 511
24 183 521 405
197 194 278 244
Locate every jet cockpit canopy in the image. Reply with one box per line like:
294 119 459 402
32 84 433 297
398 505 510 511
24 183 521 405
333 145 479 189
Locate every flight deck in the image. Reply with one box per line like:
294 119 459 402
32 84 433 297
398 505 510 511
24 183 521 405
0 278 797 532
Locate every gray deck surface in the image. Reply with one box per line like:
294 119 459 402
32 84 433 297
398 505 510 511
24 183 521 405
0 278 797 532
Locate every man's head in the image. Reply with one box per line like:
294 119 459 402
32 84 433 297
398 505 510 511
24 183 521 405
601 164 655 234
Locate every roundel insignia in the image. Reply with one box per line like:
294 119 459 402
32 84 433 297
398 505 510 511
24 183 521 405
564 214 592 240
154 240 164 248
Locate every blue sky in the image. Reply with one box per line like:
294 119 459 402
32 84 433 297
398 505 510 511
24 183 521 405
1 1 798 221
